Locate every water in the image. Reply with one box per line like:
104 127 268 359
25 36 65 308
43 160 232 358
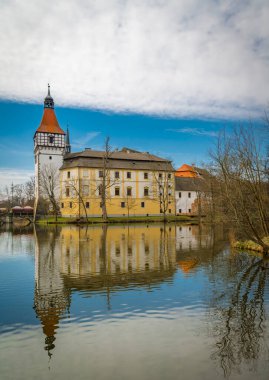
0 223 269 380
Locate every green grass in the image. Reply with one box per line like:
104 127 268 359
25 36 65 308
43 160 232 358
37 216 77 224
36 214 198 225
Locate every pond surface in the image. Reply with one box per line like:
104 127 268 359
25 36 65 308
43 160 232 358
0 223 269 380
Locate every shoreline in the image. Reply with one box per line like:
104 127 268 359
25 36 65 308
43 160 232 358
232 237 269 254
36 215 200 225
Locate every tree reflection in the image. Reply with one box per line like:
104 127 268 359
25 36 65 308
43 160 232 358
210 255 269 378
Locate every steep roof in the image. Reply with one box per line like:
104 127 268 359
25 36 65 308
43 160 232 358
35 85 65 135
175 177 205 191
36 108 65 135
65 148 169 162
61 148 174 171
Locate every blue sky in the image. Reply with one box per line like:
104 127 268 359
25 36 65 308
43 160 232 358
0 98 233 185
0 0 268 187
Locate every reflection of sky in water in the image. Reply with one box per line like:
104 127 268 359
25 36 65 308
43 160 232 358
0 224 269 380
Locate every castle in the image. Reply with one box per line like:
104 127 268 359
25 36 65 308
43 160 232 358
34 87 175 217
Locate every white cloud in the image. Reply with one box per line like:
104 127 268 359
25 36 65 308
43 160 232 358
72 131 100 148
0 168 34 190
167 128 218 137
0 0 268 118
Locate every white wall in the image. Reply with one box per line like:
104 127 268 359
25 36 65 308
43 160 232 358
34 139 65 199
175 190 197 214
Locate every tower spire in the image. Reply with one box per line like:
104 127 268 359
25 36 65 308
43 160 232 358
65 125 71 154
44 84 54 109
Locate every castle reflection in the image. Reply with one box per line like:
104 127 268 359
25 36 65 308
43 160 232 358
33 223 221 356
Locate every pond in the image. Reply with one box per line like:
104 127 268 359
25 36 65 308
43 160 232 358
0 223 269 380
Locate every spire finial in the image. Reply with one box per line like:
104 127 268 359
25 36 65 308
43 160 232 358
44 84 54 109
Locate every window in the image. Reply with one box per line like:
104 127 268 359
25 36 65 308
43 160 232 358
99 170 103 178
115 171 120 179
144 172 148 179
141 202 145 208
168 173 171 179
144 187 149 196
86 202 90 208
188 192 191 198
100 202 102 208
127 187 132 196
67 171 70 179
69 202 72 208
159 173 162 179
121 202 125 208
169 209 171 214
83 170 88 177
127 172 131 179
61 203 64 208
82 185 89 196
179 209 182 213
49 136 54 144
66 187 70 197
189 209 191 213
179 192 181 198
115 187 120 196
49 156 52 160
98 185 102 195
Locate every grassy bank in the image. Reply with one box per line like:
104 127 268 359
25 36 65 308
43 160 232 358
36 215 199 225
232 237 269 253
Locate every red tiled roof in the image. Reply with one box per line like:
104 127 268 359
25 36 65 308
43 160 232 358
175 164 198 177
36 108 65 135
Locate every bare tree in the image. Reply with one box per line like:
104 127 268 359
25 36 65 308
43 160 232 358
39 164 60 221
0 185 12 210
24 177 35 205
98 137 118 222
153 166 173 221
13 184 25 206
67 178 89 222
210 124 269 255
122 189 137 219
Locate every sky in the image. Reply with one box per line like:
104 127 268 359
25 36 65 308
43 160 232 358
0 0 269 187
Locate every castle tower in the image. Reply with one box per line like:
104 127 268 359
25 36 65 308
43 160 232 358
34 85 67 200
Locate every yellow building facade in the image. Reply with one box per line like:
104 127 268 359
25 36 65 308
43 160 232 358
59 148 175 218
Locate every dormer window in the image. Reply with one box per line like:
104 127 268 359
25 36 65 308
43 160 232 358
49 136 54 144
